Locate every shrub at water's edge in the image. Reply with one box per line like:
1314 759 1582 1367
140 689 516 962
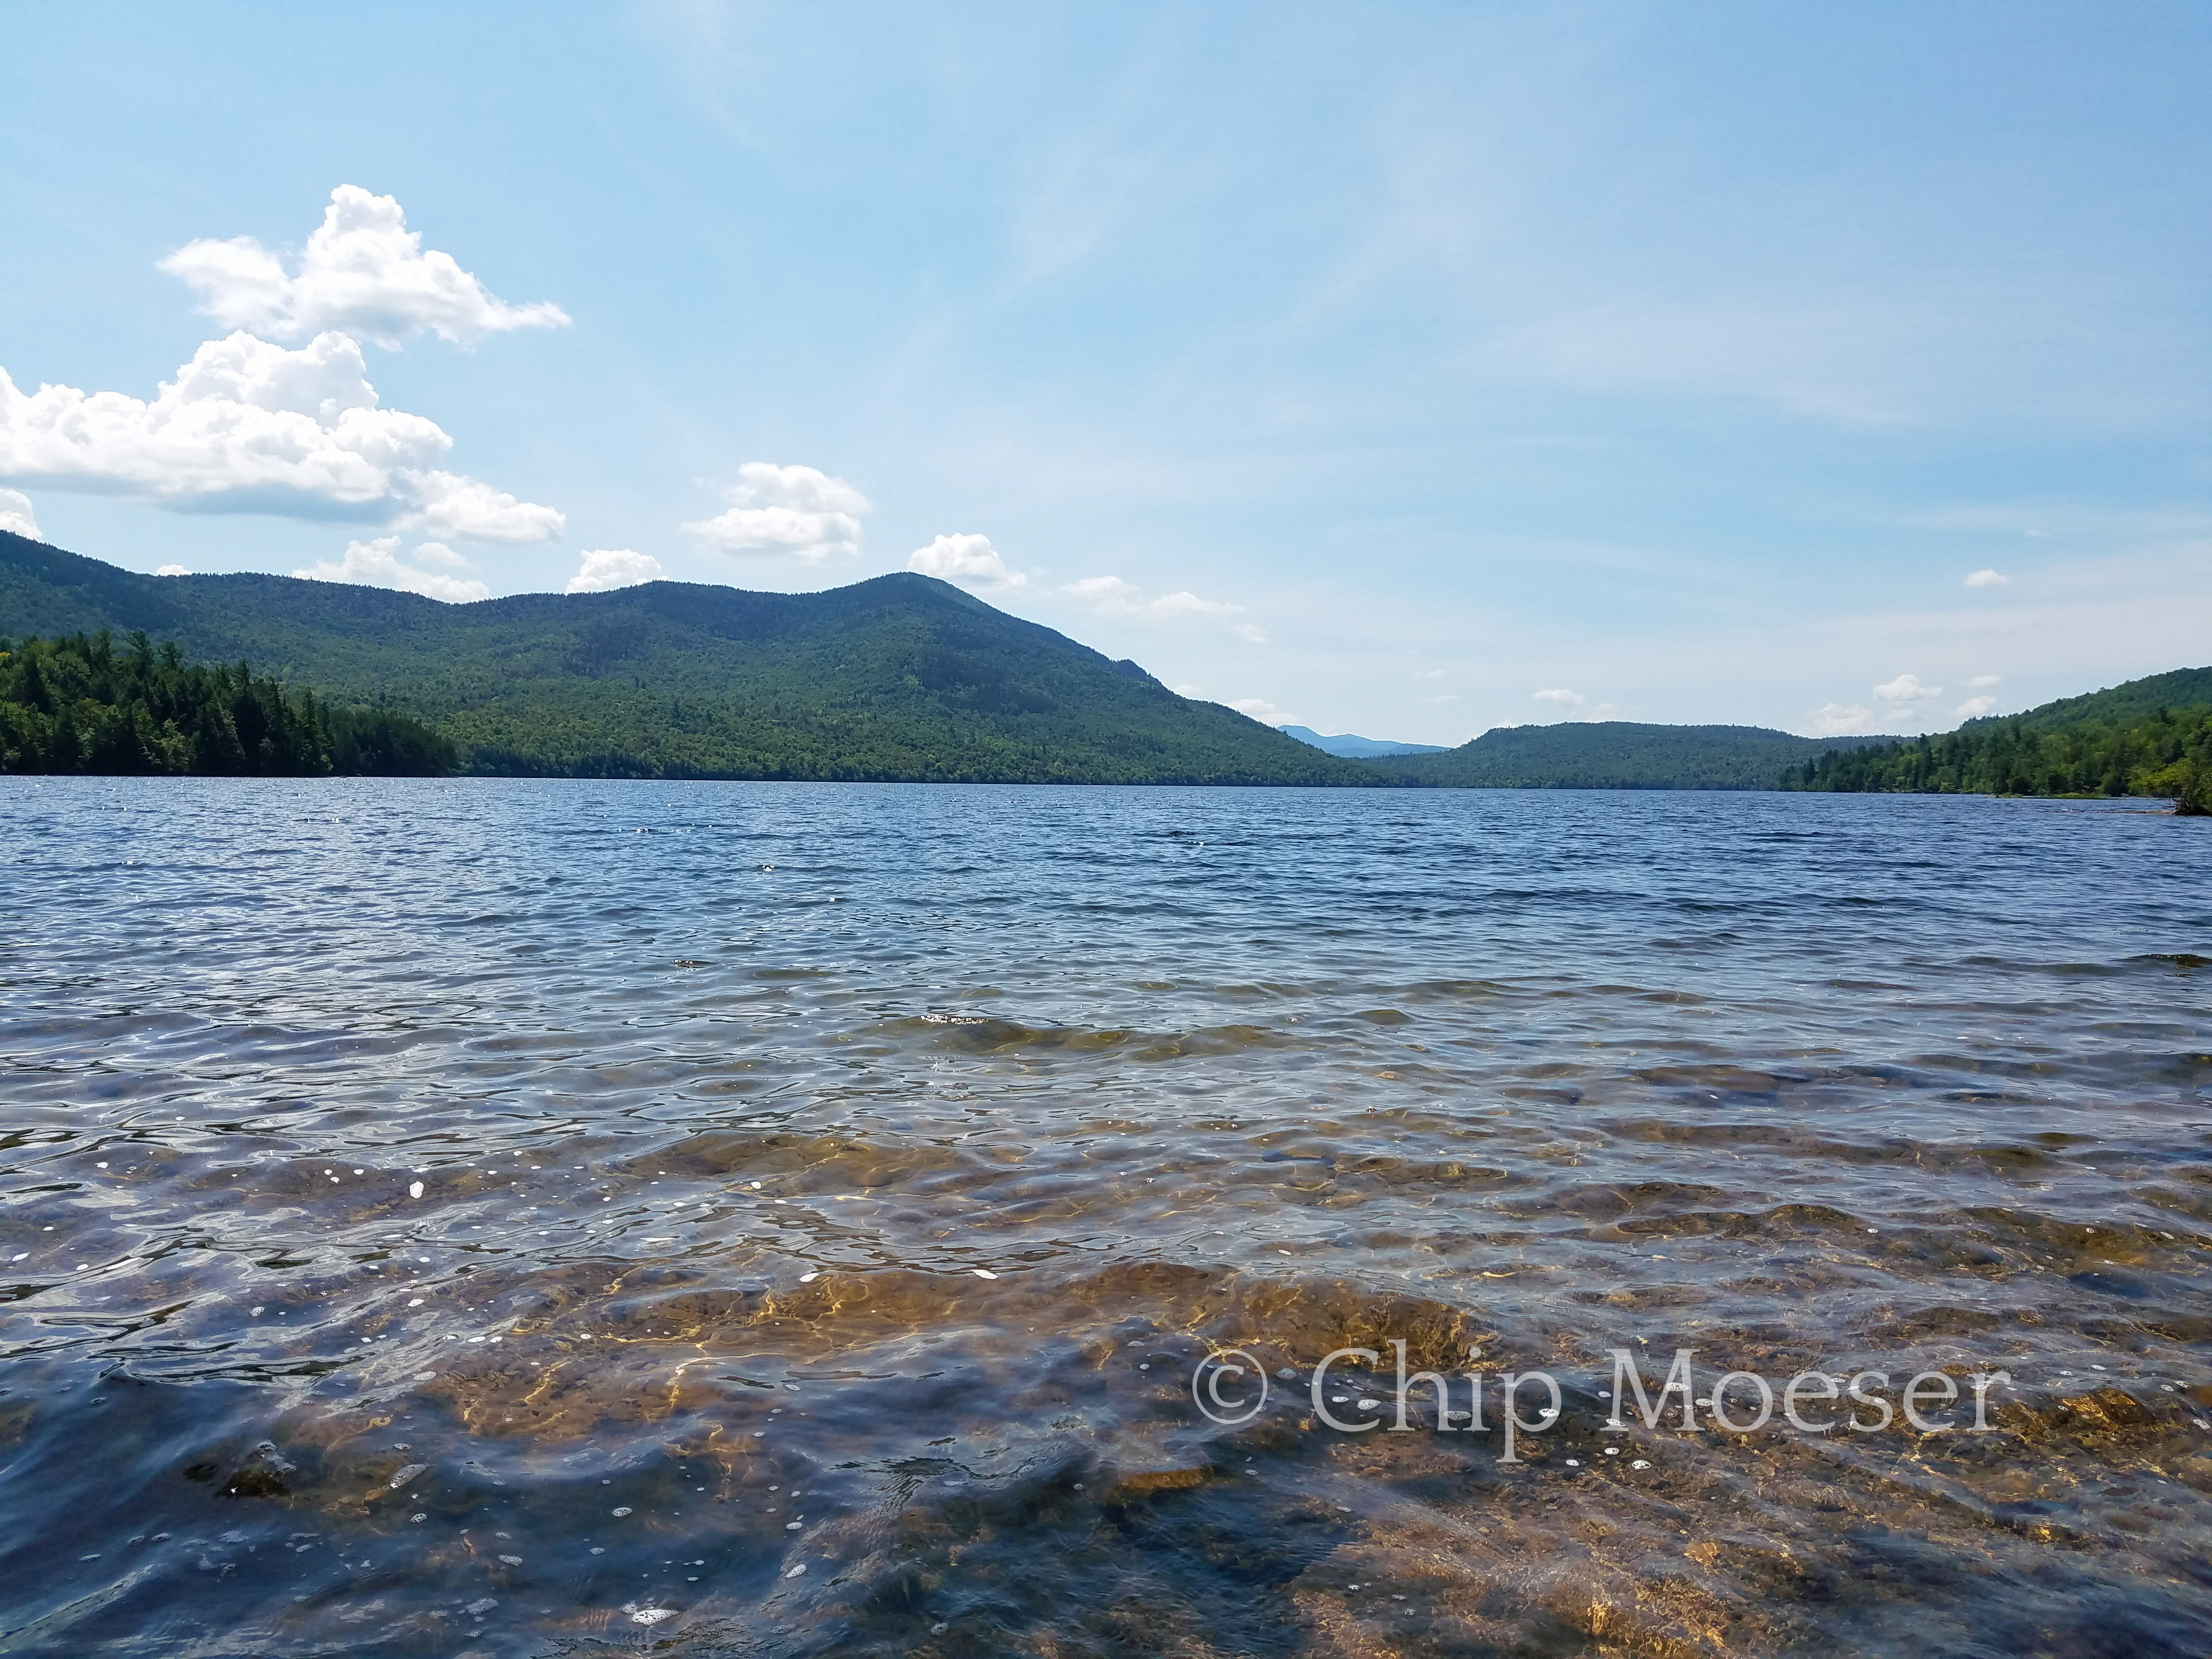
0 630 455 777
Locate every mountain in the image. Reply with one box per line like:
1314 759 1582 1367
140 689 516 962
0 531 1379 786
1785 667 2212 806
1279 725 1451 758
1361 721 1888 790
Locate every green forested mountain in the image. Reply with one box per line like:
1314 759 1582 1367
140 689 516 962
1785 669 2212 811
1361 720 1886 789
0 531 1373 785
0 629 454 776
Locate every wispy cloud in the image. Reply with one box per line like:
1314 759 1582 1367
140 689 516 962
1061 573 1261 641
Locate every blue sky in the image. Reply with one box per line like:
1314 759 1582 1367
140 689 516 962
2 2 2207 742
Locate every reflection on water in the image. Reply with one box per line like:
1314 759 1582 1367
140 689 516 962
1 777 2208 1656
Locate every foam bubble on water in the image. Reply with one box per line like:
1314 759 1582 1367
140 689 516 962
389 1464 430 1489
785 1564 806 1578
409 1182 424 1199
611 1506 633 1517
974 1269 997 1278
631 1606 676 1625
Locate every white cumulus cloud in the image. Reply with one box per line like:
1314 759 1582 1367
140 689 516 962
0 487 40 540
294 536 490 602
1967 674 2001 689
685 463 868 563
1963 568 2010 588
566 548 665 594
1872 672 1943 703
1808 702 1872 735
1532 687 1585 706
0 332 562 541
160 185 571 349
1954 696 1999 718
910 533 1027 590
155 564 190 577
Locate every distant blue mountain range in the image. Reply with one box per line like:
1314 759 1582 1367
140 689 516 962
1279 725 1451 758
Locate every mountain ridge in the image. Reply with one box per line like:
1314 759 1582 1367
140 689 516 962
0 531 1378 786
1360 720 1890 790
1279 724 1449 758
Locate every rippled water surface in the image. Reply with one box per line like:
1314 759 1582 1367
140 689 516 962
3 778 2209 1657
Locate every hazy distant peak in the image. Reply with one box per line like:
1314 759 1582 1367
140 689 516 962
1279 725 1451 758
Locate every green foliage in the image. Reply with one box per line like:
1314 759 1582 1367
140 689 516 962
1969 665 2212 735
0 629 454 777
1784 696 2212 806
0 530 1375 786
1363 722 1884 790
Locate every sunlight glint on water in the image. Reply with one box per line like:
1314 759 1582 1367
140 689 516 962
1 778 2208 1656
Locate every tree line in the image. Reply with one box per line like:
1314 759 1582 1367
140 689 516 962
0 631 454 776
1782 704 2210 814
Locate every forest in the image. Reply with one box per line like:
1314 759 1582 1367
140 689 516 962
1785 699 2210 814
0 532 1370 786
0 630 455 776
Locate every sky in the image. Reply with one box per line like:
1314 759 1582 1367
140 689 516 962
2 2 2207 743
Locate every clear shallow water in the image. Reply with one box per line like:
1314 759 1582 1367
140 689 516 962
1 777 2208 1658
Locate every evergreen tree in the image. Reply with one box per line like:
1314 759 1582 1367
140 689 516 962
0 632 454 777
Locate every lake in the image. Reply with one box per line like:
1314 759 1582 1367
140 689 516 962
2 778 2208 1656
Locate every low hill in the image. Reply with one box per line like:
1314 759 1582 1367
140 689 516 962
0 531 1376 786
1787 668 2212 805
1279 725 1449 758
1363 720 1885 790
